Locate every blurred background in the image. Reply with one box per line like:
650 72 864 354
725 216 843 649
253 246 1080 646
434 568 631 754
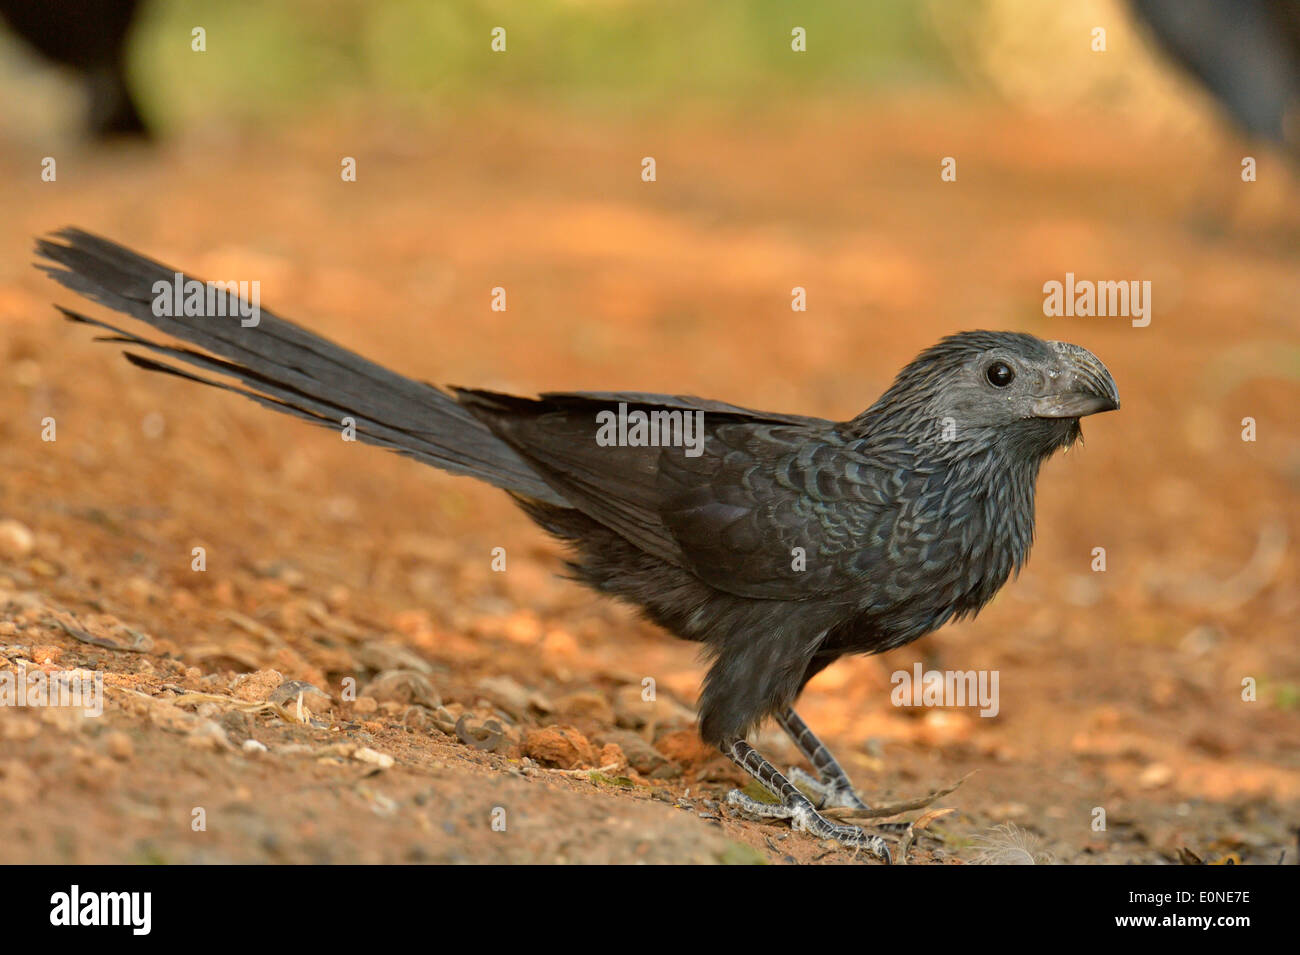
0 0 1296 864
2 0 1294 140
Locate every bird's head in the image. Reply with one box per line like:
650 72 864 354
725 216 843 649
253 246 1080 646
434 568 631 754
856 330 1120 462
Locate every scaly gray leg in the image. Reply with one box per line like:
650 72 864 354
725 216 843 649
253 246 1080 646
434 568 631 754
721 738 890 862
775 707 869 810
774 710 912 837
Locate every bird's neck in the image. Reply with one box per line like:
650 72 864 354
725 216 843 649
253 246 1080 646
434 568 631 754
955 444 1041 571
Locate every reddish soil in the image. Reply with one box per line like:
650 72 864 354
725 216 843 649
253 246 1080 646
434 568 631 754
0 100 1297 863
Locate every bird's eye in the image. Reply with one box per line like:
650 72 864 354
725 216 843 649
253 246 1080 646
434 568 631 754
986 361 1015 388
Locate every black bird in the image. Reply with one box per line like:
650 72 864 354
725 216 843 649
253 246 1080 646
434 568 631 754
1130 0 1300 157
0 0 148 138
35 229 1120 861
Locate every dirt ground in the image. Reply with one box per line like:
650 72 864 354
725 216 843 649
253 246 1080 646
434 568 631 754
0 99 1297 864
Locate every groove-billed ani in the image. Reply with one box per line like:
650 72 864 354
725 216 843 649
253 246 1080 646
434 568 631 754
36 229 1120 861
1130 0 1300 158
0 0 148 138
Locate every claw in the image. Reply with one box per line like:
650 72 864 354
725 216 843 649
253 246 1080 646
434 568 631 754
727 789 796 821
725 787 891 862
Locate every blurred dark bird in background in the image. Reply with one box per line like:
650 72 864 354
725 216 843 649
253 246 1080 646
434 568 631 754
36 230 1120 861
0 0 148 138
1130 0 1300 158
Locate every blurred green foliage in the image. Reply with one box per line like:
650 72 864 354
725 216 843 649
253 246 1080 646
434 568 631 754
130 0 955 124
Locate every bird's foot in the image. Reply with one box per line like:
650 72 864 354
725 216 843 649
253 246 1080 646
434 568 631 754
787 765 870 810
725 788 891 861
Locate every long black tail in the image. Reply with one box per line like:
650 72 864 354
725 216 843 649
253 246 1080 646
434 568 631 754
35 228 566 506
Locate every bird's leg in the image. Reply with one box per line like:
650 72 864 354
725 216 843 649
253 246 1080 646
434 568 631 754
774 706 869 810
721 739 890 862
773 710 912 836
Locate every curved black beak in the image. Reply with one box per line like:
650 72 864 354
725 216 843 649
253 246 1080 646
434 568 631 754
1031 342 1121 419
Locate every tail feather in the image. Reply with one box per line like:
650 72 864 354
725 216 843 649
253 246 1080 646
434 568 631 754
62 305 456 465
37 229 566 506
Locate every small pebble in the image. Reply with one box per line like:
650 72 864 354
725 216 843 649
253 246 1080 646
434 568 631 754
0 520 35 559
31 645 62 665
354 747 394 769
104 731 133 761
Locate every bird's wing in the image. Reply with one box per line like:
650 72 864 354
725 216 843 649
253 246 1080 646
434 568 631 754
457 389 899 600
550 390 830 427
